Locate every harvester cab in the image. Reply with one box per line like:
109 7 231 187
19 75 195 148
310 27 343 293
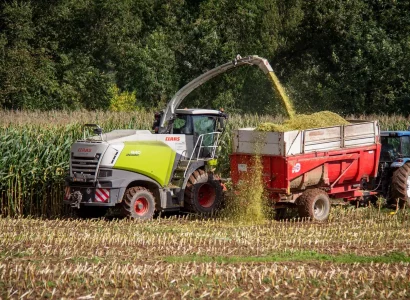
378 129 410 207
171 109 226 157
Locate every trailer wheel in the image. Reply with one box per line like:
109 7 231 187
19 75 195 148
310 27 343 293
122 187 155 220
75 207 108 219
298 189 330 222
391 163 410 208
185 169 223 215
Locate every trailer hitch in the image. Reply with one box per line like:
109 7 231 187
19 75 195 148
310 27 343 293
70 191 83 209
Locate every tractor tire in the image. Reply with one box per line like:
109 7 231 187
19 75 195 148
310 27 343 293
297 189 330 222
75 206 108 219
390 163 410 208
184 169 223 216
122 187 156 220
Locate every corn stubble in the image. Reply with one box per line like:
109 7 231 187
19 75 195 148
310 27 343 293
0 208 409 299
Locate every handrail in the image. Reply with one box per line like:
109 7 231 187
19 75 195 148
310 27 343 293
183 132 222 178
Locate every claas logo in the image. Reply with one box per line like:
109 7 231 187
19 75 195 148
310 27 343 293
165 136 180 142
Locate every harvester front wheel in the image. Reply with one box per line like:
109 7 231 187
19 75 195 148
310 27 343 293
390 163 410 208
298 189 330 222
122 187 155 220
185 169 223 216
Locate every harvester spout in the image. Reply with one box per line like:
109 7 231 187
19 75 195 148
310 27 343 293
158 55 294 134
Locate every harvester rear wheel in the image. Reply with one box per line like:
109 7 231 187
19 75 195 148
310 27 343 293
184 169 223 216
297 189 330 222
122 186 155 220
390 163 410 208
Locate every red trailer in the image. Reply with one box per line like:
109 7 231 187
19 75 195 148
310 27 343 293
230 121 381 221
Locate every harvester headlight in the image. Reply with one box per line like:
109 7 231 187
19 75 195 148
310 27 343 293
98 170 112 178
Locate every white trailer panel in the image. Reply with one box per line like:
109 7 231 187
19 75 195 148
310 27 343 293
232 121 379 156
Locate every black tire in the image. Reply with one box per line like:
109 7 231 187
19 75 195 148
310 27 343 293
184 169 223 215
297 189 330 222
274 208 287 221
122 187 156 220
391 163 410 208
75 206 108 219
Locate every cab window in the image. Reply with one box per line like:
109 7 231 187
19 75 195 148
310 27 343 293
381 136 399 160
381 136 410 160
401 136 410 156
193 116 216 135
173 115 193 134
193 116 216 150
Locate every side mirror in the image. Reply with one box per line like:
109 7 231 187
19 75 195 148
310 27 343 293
83 124 103 139
93 127 103 135
152 112 162 133
217 117 226 132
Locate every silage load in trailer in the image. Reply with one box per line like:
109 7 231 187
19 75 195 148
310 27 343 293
256 111 350 132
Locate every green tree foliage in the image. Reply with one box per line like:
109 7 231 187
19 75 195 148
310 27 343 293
0 0 409 115
108 84 138 112
279 0 410 115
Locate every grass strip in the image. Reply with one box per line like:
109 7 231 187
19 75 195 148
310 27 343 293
165 250 410 264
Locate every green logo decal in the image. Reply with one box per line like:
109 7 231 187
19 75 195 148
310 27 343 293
126 150 141 156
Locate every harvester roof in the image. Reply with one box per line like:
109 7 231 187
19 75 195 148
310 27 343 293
175 108 223 116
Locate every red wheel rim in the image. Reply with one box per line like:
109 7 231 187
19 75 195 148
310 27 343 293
198 183 216 208
134 197 149 216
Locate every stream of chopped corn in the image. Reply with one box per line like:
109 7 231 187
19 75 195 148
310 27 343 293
229 71 350 222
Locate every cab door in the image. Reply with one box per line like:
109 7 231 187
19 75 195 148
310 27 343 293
172 114 194 158
192 115 217 158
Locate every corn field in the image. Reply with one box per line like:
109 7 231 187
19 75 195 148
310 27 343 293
0 110 409 217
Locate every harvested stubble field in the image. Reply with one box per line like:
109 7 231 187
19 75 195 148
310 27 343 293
1 207 410 299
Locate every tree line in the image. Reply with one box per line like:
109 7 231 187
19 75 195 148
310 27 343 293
0 0 409 115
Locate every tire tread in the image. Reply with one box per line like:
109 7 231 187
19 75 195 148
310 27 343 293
121 186 155 220
184 169 222 215
297 188 330 221
391 163 410 207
